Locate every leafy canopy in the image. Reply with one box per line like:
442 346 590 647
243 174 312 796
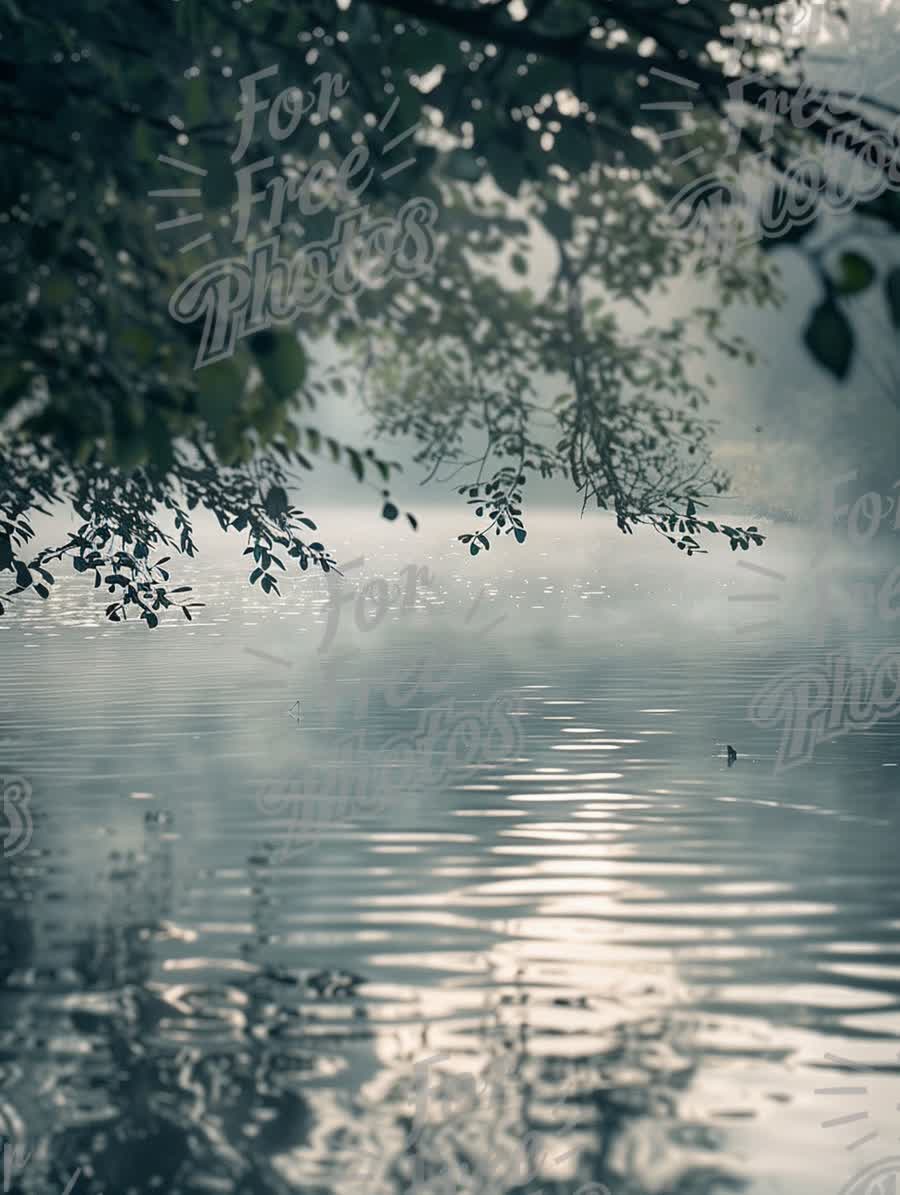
3 0 897 623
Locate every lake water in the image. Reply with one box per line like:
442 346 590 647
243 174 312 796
1 508 899 1195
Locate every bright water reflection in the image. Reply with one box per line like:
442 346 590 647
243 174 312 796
1 511 899 1195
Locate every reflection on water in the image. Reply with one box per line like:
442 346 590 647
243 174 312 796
1 511 900 1195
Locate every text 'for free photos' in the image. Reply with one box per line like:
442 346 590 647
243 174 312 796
154 65 439 368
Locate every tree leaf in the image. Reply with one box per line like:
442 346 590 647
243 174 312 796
542 200 573 242
489 142 526 197
250 330 307 398
185 74 209 127
116 326 156 366
835 252 875 295
446 148 483 182
263 484 289 521
196 357 246 428
804 299 853 380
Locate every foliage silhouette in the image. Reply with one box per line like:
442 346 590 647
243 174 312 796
3 0 898 622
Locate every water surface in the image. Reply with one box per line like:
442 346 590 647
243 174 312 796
1 510 898 1195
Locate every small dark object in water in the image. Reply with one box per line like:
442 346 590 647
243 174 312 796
727 745 737 767
144 810 174 826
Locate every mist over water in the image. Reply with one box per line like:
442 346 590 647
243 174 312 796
2 508 899 1195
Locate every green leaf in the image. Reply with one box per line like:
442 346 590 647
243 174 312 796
553 122 594 175
263 485 289 521
594 124 656 170
835 252 875 295
144 416 176 472
886 268 900 328
185 74 209 128
382 501 399 521
116 326 156 366
489 142 526 197
133 120 156 166
197 140 237 207
542 201 573 243
390 29 444 72
43 275 77 306
445 149 483 183
804 299 853 380
250 330 307 398
196 357 246 428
